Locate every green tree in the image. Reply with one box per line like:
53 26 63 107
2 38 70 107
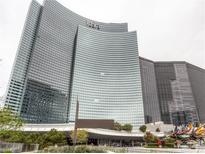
156 128 160 132
70 130 88 144
0 127 67 150
0 108 24 144
113 122 122 131
0 130 25 143
122 124 133 132
139 125 147 133
24 132 44 145
144 131 158 143
113 122 133 132
44 129 67 146
0 108 23 130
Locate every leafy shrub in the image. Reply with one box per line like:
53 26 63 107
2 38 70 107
44 146 60 153
145 143 175 148
144 132 158 143
2 149 12 153
156 128 160 132
62 146 75 153
164 137 176 144
113 122 133 132
75 145 106 153
70 130 88 144
0 130 25 143
163 143 175 148
24 132 44 145
145 143 158 148
122 124 133 132
113 122 122 131
44 129 67 145
0 129 67 150
139 125 147 133
75 145 91 153
0 108 23 131
99 146 127 153
40 146 106 153
40 146 75 153
110 147 127 153
88 146 106 153
32 129 67 149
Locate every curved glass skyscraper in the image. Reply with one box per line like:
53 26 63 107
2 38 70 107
4 0 144 127
69 26 144 128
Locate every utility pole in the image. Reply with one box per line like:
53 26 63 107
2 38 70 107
73 96 79 145
65 94 69 123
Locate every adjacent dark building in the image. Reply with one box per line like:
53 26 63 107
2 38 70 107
139 58 205 125
187 63 205 123
139 57 161 123
154 62 203 125
154 62 175 123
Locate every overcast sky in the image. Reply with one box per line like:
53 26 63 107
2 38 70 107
0 0 204 100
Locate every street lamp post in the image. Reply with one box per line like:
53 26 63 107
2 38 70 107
73 96 79 145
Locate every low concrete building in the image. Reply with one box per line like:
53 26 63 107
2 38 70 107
145 121 175 133
21 123 165 146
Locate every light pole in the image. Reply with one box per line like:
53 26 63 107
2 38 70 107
73 96 79 145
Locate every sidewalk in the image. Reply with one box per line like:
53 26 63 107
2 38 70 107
127 147 205 153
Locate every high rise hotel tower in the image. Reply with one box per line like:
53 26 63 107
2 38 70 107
5 0 145 128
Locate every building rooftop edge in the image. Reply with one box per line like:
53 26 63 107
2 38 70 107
78 25 136 34
140 56 205 70
43 0 128 26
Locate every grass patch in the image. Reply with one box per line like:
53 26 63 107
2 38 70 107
39 145 127 153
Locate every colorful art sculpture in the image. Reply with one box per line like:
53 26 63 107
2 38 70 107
170 123 205 145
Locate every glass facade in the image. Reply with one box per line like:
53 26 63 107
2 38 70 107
187 64 205 123
139 57 161 123
69 26 144 128
155 62 200 125
169 64 199 125
20 0 128 123
4 0 41 114
154 62 176 124
5 0 145 126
